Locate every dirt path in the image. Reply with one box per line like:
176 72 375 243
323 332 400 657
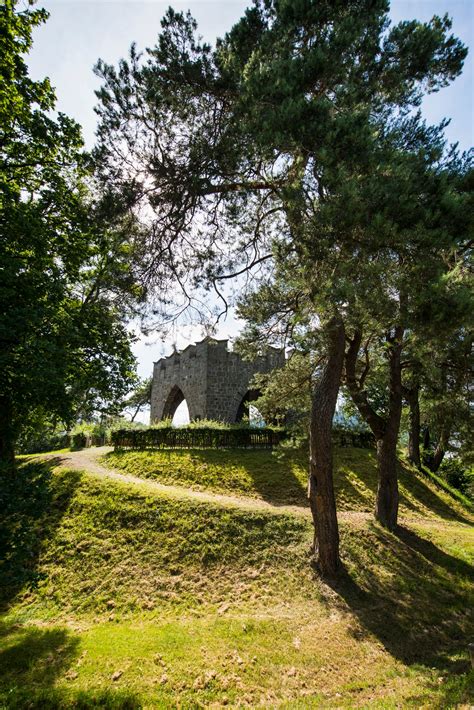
41 447 373 524
42 447 464 529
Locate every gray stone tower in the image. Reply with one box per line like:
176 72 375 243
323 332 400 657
150 337 285 423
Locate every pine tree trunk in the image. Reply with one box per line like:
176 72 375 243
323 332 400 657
308 316 345 577
375 430 399 530
407 385 421 468
428 429 449 472
430 447 445 472
423 426 431 451
344 325 404 531
374 331 403 530
0 396 16 472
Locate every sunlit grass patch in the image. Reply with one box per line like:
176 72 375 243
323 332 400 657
104 446 472 522
2 606 472 708
2 464 313 619
104 447 309 506
1 456 473 708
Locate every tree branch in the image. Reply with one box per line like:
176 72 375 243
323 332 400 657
344 328 385 439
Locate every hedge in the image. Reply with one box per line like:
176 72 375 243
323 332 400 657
111 425 375 451
332 428 375 449
111 426 284 450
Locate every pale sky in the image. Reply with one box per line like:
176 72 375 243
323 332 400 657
27 0 473 397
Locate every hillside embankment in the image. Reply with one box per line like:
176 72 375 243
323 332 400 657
1 446 472 708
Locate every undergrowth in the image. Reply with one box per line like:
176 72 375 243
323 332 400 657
418 463 473 510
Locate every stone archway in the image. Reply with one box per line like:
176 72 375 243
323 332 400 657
162 385 186 420
235 389 261 422
150 337 285 424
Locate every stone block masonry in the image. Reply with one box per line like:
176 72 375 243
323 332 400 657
150 337 285 423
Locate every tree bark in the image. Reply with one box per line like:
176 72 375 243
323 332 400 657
406 384 421 469
0 396 16 472
308 316 345 577
345 326 403 532
427 428 449 472
422 425 431 452
374 329 403 530
375 427 399 530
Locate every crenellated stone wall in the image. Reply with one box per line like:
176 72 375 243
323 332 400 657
150 337 285 423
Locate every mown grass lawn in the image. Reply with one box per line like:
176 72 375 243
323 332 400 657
0 450 473 708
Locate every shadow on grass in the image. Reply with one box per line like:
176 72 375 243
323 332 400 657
327 521 474 686
334 448 472 524
396 525 473 576
105 447 310 507
0 459 142 708
0 621 140 708
0 622 80 689
194 448 309 507
397 461 473 524
226 445 473 523
0 458 82 610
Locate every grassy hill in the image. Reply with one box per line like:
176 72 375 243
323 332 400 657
104 446 472 518
1 447 473 708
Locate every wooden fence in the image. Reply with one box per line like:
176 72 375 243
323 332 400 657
111 426 374 452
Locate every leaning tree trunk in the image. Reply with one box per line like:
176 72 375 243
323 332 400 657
374 332 403 531
427 428 450 472
0 396 16 472
308 316 345 577
406 385 421 469
345 326 403 532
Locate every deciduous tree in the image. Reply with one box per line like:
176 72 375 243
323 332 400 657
0 1 141 469
122 378 153 422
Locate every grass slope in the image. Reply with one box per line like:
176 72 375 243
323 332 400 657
104 446 472 521
0 449 473 708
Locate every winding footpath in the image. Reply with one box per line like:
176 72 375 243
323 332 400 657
40 447 470 530
40 447 372 524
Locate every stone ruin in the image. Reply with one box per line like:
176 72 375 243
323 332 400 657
150 337 285 423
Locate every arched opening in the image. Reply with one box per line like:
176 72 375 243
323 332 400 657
173 399 190 426
162 385 190 425
236 389 265 427
248 403 265 428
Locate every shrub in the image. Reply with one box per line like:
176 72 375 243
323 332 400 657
332 424 375 449
439 458 474 499
111 421 375 451
17 431 69 454
71 432 87 450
